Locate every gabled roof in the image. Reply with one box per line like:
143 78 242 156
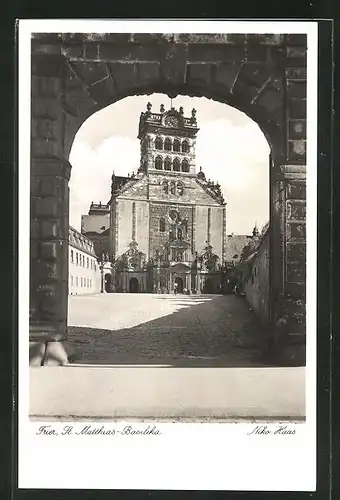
195 177 225 205
168 239 191 249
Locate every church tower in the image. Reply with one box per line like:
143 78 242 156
137 102 199 175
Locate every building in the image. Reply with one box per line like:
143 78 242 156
232 225 270 324
68 226 101 295
81 202 110 258
83 102 228 294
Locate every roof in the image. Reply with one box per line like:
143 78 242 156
69 226 97 257
88 202 110 215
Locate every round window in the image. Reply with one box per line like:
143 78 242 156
169 210 179 222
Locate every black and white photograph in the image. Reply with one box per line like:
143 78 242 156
19 20 318 491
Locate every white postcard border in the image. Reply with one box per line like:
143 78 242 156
18 19 318 492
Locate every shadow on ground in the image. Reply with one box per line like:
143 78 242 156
65 294 276 367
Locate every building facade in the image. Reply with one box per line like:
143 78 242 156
101 102 227 294
81 202 110 258
68 226 101 295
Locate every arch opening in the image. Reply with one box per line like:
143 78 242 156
30 36 308 368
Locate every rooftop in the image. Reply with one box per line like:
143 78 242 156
138 102 199 139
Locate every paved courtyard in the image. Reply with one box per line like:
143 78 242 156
65 293 270 367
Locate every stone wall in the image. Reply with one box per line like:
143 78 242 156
243 230 270 324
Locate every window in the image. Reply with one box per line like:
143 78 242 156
90 279 92 288
177 228 183 240
173 157 180 172
76 253 79 266
83 255 85 267
182 158 189 172
182 140 190 153
76 277 78 287
170 181 176 195
164 137 172 151
80 277 83 287
163 180 169 194
87 257 89 269
173 139 180 152
71 250 74 263
71 276 73 286
159 218 166 232
164 157 171 170
177 182 184 196
155 136 163 150
87 278 89 288
155 156 163 170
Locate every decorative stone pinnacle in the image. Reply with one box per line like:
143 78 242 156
192 108 197 117
146 102 152 111
179 106 184 115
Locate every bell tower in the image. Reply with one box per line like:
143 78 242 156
137 102 199 175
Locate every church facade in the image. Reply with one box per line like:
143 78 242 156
83 103 229 294
108 103 227 294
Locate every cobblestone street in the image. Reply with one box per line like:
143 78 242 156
65 293 270 367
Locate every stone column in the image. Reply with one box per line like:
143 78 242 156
270 164 306 365
29 53 70 366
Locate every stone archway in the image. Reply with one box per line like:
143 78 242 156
30 33 307 365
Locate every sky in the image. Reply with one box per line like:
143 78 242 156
69 93 270 235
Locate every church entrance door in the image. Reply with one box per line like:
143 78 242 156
129 277 139 293
174 276 184 294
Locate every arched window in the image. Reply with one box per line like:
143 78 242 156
182 140 190 153
159 218 166 232
163 180 169 194
182 158 189 172
170 181 176 195
173 139 180 152
155 136 163 150
177 228 183 240
177 182 184 196
173 157 181 172
164 137 172 151
155 156 163 170
164 157 172 170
